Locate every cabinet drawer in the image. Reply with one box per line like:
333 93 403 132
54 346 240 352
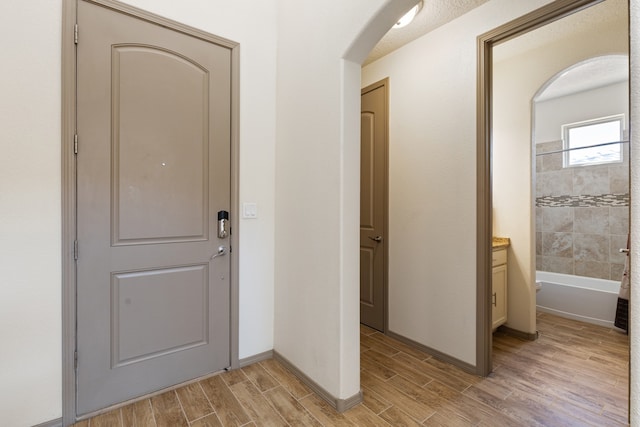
492 248 507 266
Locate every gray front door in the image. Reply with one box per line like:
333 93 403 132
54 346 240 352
76 0 232 415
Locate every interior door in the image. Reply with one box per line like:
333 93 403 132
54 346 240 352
75 0 231 415
360 80 388 332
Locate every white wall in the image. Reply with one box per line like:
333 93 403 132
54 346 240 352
273 0 418 401
0 1 63 425
493 1 628 333
535 81 629 142
362 0 553 365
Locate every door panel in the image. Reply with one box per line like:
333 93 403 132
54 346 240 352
113 45 209 243
360 247 375 305
111 265 208 367
76 0 231 415
360 81 388 332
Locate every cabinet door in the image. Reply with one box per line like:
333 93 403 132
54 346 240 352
492 264 507 329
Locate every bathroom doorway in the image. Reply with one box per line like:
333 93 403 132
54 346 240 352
479 0 630 375
492 0 629 336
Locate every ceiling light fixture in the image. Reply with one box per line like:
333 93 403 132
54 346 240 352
393 1 423 29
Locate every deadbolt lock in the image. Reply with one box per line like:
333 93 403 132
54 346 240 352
218 210 229 239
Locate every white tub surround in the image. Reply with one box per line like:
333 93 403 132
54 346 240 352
536 271 621 328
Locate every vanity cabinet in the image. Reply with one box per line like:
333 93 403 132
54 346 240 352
492 248 507 329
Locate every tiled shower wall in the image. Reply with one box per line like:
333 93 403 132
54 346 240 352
535 139 629 280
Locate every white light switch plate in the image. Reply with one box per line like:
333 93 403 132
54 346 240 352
243 202 258 219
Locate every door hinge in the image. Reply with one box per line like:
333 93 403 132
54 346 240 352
74 24 78 44
74 134 78 154
74 240 78 260
74 350 78 369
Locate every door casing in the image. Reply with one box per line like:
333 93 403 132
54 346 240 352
476 0 609 376
61 0 240 423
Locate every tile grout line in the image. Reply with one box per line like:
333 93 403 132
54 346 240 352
194 380 224 425
148 397 159 427
243 366 281 395
226 376 279 426
292 393 327 426
173 389 191 425
257 385 296 427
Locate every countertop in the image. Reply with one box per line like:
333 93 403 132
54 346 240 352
492 237 510 249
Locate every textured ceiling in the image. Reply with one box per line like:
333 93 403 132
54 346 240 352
364 0 490 66
492 0 628 101
493 0 627 62
366 0 628 100
536 56 628 102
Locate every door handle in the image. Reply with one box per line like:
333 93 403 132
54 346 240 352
210 246 228 260
619 248 630 254
368 236 383 242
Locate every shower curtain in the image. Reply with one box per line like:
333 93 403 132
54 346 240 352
614 236 629 333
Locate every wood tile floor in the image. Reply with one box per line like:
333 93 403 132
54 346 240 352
74 312 629 426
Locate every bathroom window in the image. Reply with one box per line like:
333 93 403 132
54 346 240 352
562 115 624 167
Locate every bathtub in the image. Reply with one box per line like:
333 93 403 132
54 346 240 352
535 271 621 328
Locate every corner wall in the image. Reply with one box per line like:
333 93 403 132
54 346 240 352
362 0 552 365
272 0 416 401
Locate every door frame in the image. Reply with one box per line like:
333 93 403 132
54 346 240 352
61 0 240 423
361 78 390 333
476 0 608 376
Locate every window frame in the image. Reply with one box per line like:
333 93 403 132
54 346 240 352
561 114 625 168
